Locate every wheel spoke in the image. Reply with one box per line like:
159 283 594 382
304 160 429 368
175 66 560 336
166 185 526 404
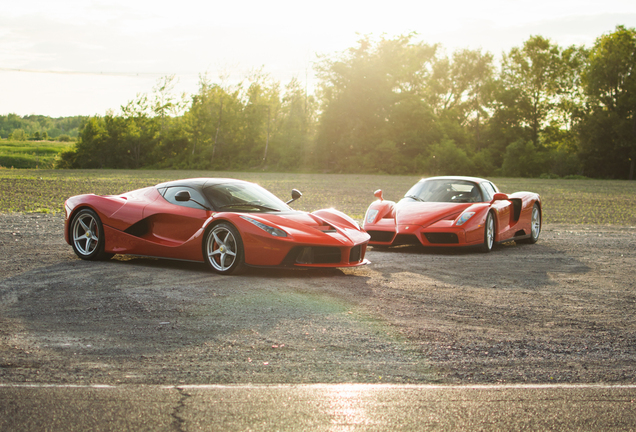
79 218 91 233
205 225 241 273
75 238 86 254
531 208 540 237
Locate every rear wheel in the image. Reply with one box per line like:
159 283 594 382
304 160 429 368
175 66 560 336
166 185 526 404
480 211 495 253
519 203 541 244
70 209 113 260
204 222 245 275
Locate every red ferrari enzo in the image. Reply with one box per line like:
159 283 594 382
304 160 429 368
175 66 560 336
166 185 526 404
363 176 541 252
64 178 370 274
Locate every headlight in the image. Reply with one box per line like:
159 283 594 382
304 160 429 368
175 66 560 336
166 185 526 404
456 212 475 226
240 216 287 237
366 209 379 224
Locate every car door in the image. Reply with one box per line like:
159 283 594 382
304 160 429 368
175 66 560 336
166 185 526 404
142 186 211 246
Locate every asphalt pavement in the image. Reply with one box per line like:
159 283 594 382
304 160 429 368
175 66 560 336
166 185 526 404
2 383 636 431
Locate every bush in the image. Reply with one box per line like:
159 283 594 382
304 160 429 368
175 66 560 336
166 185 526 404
8 129 26 141
425 139 475 175
471 149 497 177
54 147 78 169
539 173 560 179
501 140 546 177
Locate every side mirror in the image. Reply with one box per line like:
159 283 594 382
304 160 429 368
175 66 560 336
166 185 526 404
374 189 383 201
175 190 191 202
286 189 302 205
492 192 509 202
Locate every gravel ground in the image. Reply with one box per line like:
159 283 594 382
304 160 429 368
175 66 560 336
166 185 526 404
1 213 635 385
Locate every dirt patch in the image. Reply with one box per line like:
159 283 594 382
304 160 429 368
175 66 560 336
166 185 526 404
1 213 635 384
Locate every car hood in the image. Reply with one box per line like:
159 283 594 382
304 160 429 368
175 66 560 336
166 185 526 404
244 210 366 245
395 201 473 227
257 211 325 228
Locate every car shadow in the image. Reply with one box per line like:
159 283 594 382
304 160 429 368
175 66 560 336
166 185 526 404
366 240 590 290
110 254 347 278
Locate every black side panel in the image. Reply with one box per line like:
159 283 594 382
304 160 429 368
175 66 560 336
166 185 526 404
511 198 522 222
124 219 150 237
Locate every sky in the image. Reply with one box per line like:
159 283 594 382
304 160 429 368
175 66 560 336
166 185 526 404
1 0 636 118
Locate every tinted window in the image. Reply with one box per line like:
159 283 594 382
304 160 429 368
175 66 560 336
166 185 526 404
480 182 498 201
203 182 289 212
404 179 483 203
163 186 209 210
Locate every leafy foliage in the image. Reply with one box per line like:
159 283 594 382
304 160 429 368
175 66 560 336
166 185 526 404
578 25 636 179
0 114 85 139
2 27 635 179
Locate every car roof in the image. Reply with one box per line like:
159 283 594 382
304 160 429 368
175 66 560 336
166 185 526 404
155 178 253 192
417 176 488 184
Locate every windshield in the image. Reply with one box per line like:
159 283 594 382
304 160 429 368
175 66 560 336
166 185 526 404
404 179 483 203
203 182 290 212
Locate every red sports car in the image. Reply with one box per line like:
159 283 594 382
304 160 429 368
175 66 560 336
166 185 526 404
363 176 541 252
64 178 370 274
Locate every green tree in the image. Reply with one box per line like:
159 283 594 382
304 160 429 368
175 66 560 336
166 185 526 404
501 139 546 177
269 78 317 170
429 48 495 148
241 69 282 168
120 94 158 168
315 34 439 173
9 128 27 141
579 25 636 179
426 139 475 175
487 36 586 172
499 36 563 147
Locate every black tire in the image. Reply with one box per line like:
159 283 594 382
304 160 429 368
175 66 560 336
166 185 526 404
70 208 113 261
518 203 541 244
480 211 495 253
203 222 245 275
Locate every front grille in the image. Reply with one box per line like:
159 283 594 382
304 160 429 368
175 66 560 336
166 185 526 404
424 232 459 244
285 246 342 264
368 230 395 242
349 245 362 262
393 234 420 246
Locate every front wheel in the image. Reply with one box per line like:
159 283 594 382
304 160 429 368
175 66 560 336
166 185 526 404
70 208 113 260
480 211 495 253
519 203 541 244
204 222 245 275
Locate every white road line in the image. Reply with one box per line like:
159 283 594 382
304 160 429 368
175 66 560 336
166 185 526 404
2 383 636 389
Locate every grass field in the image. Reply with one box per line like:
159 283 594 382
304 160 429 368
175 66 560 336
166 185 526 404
1 169 635 225
0 140 73 169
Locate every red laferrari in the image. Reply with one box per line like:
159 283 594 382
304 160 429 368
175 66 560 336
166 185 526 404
363 176 542 252
64 178 370 274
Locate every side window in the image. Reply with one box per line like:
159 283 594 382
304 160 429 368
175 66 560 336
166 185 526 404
163 187 209 210
480 182 496 201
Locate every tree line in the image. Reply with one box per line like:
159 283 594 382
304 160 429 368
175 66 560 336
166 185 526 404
53 25 636 179
0 114 85 141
